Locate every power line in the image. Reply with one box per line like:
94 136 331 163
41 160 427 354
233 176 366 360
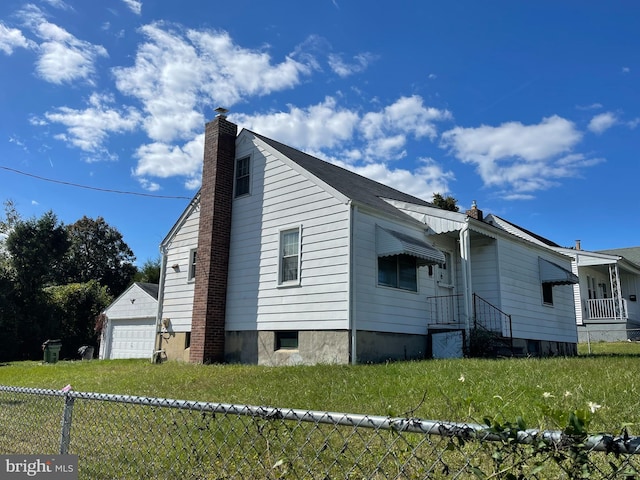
0 165 192 200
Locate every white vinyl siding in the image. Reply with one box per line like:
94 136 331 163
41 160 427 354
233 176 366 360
225 137 350 332
495 239 576 343
353 210 437 335
160 207 200 332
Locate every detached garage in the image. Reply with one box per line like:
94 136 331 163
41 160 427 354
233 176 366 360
99 282 158 360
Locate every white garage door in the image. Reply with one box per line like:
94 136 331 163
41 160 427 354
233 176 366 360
109 318 155 359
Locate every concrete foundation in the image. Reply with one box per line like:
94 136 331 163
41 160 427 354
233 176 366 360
226 330 350 366
156 332 191 362
356 330 427 363
577 322 640 343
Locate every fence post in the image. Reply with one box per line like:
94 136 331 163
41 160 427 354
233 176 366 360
59 393 74 455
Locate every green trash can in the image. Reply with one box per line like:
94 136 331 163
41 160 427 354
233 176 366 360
42 339 62 364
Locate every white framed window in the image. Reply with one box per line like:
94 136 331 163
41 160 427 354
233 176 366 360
235 156 251 197
187 248 197 282
279 226 301 285
377 254 418 292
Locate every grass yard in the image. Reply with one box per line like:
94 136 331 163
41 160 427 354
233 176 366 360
1 341 639 434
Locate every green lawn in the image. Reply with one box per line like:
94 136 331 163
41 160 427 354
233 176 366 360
1 342 639 434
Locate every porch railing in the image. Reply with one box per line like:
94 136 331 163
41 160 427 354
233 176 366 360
585 298 628 320
426 294 463 326
473 293 512 339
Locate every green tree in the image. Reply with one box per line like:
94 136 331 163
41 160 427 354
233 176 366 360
45 281 112 359
432 193 459 212
4 211 68 358
65 216 137 297
134 256 161 284
6 211 69 294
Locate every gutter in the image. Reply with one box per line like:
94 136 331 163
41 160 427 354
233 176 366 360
154 243 168 360
458 220 472 348
349 201 357 365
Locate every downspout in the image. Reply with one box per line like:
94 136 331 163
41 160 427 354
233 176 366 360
459 220 472 348
349 201 357 365
154 244 168 360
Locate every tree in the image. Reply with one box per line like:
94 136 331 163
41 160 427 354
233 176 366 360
134 257 161 284
45 281 112 359
432 193 459 212
6 211 69 293
4 211 68 358
65 216 137 297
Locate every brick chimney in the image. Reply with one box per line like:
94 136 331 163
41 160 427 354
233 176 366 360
190 112 237 363
465 200 483 221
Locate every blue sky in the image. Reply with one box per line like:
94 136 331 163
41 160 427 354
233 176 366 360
1 0 638 265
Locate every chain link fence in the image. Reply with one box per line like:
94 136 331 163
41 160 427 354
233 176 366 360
1 385 639 479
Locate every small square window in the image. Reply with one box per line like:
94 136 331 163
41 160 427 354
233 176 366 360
235 156 251 197
275 331 298 350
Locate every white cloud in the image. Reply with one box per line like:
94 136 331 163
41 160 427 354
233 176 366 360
40 0 72 10
441 115 591 197
233 97 359 150
134 133 205 188
19 5 107 84
122 0 142 15
622 66 630 73
576 103 602 111
44 92 141 153
0 23 35 54
328 52 375 77
113 24 313 143
588 111 617 134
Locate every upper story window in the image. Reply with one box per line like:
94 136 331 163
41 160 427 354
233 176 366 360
378 254 417 292
279 227 301 285
235 156 251 197
187 248 197 282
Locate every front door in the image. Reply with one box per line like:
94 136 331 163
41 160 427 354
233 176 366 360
435 251 457 323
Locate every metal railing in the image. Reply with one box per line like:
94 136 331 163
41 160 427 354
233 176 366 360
473 293 512 339
426 294 463 326
585 297 628 320
2 385 640 479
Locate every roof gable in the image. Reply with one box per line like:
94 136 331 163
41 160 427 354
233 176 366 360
249 131 434 224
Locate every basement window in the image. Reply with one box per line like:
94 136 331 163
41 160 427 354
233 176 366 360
275 331 298 350
235 156 251 197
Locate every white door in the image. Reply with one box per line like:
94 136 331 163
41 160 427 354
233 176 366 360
108 318 155 359
435 251 457 323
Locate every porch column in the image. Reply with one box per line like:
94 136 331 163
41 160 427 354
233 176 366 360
459 221 473 346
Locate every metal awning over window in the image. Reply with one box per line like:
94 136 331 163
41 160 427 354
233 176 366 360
376 226 445 266
539 257 579 285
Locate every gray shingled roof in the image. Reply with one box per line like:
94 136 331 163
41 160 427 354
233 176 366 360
136 282 159 300
252 132 434 223
597 247 640 268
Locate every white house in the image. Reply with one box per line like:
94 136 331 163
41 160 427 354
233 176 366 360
154 114 579 365
99 282 158 359
484 217 640 343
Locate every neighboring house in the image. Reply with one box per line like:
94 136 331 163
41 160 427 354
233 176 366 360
485 217 640 342
155 114 579 366
99 282 158 359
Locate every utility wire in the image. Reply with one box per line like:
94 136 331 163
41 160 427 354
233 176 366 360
0 165 192 200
